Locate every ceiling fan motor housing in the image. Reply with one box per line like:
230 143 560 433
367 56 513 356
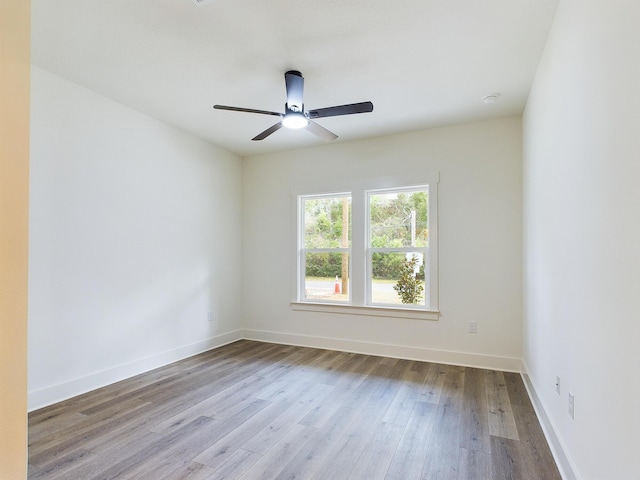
285 70 305 112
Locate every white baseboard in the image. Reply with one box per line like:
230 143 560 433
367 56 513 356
241 328 522 372
520 361 580 480
28 330 243 412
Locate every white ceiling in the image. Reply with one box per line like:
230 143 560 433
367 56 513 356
32 0 559 157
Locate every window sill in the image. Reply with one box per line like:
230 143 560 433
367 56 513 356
290 302 439 321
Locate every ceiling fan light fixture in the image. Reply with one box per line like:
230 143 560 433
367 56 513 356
282 112 309 129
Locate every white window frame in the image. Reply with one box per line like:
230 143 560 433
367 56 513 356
366 186 431 310
297 192 352 304
292 173 439 320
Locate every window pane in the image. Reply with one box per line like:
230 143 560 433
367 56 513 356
304 252 350 301
303 196 351 248
371 252 425 306
369 190 428 248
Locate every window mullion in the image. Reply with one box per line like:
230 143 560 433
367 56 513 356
350 189 366 306
369 247 428 254
304 248 350 254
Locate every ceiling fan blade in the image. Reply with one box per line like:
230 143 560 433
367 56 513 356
214 105 282 117
307 101 374 119
252 122 284 141
306 120 338 141
284 71 304 112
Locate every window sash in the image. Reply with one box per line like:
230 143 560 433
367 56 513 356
299 248 352 304
300 193 351 249
298 192 352 304
365 185 430 309
366 247 429 308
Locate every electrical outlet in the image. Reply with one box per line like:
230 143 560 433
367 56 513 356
568 392 575 419
468 322 478 333
556 376 561 395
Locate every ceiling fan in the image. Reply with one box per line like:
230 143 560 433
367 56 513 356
214 70 373 141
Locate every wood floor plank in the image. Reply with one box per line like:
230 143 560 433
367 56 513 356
503 372 531 407
148 374 269 434
82 394 201 452
193 385 327 469
460 367 492 454
135 371 274 429
273 397 367 479
311 372 403 480
134 343 289 407
26 448 98 480
382 382 419 426
238 423 316 479
511 404 562 480
27 464 45 480
420 396 464 479
440 364 466 401
28 341 560 480
347 421 405 480
304 350 355 382
29 394 149 454
28 412 88 440
252 349 337 401
59 430 164 479
200 448 262 480
385 401 438 479
485 370 520 441
92 415 220 479
420 362 448 404
381 359 430 427
242 383 334 455
367 363 408 408
158 461 218 480
29 400 154 466
457 447 493 480
489 435 526 480
298 355 381 428
311 419 381 480
249 346 330 396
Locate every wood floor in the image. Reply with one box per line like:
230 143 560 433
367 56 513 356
28 340 561 480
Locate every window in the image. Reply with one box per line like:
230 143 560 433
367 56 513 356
368 188 429 308
299 194 351 302
294 174 438 317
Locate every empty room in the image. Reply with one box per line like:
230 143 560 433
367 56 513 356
1 1 639 479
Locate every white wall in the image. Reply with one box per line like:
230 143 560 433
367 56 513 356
28 67 243 410
523 1 640 479
242 117 523 370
